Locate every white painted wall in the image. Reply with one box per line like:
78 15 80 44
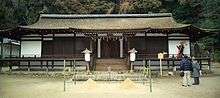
21 41 42 57
168 40 190 57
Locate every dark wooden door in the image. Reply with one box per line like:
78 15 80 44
101 39 120 58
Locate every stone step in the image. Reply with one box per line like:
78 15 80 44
96 67 128 71
96 59 126 63
95 59 128 71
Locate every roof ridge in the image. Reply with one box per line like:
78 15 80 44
40 13 172 19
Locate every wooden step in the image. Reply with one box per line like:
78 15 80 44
95 59 128 71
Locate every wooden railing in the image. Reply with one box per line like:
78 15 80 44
0 53 212 72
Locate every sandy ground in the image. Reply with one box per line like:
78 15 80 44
0 64 220 98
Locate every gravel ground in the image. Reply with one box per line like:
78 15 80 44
0 63 220 98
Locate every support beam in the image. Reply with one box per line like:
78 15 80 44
97 38 101 58
1 37 3 59
0 37 3 72
9 40 12 58
52 34 55 58
90 38 93 52
74 33 76 58
120 38 123 58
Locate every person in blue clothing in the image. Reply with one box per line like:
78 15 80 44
180 55 193 87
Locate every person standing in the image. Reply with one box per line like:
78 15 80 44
180 55 192 87
192 57 200 85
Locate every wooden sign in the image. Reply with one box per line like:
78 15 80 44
158 53 164 59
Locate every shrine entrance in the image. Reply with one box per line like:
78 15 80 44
101 39 120 58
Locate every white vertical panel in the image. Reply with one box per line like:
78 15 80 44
120 38 123 58
21 41 42 57
168 40 190 57
97 39 101 58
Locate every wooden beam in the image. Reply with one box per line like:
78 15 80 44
1 36 3 59
52 34 55 59
9 40 12 58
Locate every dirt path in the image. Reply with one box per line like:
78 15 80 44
0 64 220 98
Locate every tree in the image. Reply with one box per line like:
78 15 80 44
0 0 17 29
53 0 115 14
131 0 162 14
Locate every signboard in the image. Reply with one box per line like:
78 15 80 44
158 53 164 59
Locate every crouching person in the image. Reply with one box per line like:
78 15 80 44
192 57 200 85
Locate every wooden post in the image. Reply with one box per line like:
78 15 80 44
9 41 12 58
172 55 176 72
142 59 146 84
120 38 123 58
97 38 101 58
63 59 66 72
73 60 76 85
0 61 2 72
1 36 3 59
0 37 2 72
74 33 76 58
86 61 90 74
208 58 211 71
149 60 152 92
52 33 55 59
160 59 162 76
8 41 13 72
40 60 43 69
130 61 133 73
167 59 170 71
46 60 49 72
199 59 202 70
28 61 30 71
70 60 73 71
52 60 54 69
89 38 93 71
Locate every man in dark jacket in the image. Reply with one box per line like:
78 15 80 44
192 57 200 85
180 55 192 87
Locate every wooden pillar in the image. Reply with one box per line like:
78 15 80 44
73 33 76 58
172 55 176 72
52 34 55 70
40 34 44 58
40 60 43 69
189 34 192 57
208 58 211 71
119 38 123 58
90 38 93 52
63 59 66 72
89 38 93 71
1 37 3 59
127 38 130 51
9 40 13 71
52 60 54 69
70 60 73 70
145 32 147 58
9 40 12 58
19 40 21 57
28 61 30 71
0 61 2 72
46 60 49 72
52 34 55 58
166 33 170 71
199 59 202 70
0 37 3 72
97 38 101 58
